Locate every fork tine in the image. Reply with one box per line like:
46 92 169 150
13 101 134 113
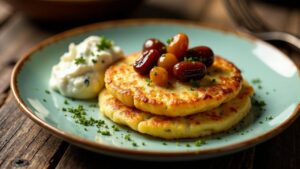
235 0 262 31
225 0 300 51
237 0 270 32
224 0 270 32
224 0 253 31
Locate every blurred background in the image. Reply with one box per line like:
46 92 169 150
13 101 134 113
1 0 299 28
0 0 299 64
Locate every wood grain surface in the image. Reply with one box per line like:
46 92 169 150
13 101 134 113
0 0 299 168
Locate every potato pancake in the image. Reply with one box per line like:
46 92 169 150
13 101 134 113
105 52 243 117
99 83 253 139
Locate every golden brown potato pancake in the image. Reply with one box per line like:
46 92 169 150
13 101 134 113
105 52 243 117
99 83 253 139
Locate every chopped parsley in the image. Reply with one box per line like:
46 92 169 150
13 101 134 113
190 79 200 88
132 142 138 147
186 143 191 147
97 36 113 50
166 37 173 44
162 142 167 145
112 125 120 131
253 98 266 110
66 105 105 127
67 105 89 125
67 105 84 113
45 90 50 94
145 78 152 86
251 78 264 90
62 104 113 136
251 78 261 84
142 142 146 146
89 104 98 108
74 56 86 65
251 78 265 90
183 56 199 62
265 115 273 121
64 100 69 105
194 139 206 147
43 99 47 102
95 120 105 127
124 134 132 141
92 59 97 64
98 130 111 136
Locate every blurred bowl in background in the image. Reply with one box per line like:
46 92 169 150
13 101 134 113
4 0 144 22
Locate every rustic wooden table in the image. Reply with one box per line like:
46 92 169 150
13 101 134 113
0 0 299 168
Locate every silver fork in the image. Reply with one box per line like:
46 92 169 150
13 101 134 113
224 0 300 52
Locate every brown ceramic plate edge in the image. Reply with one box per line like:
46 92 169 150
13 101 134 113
11 18 300 160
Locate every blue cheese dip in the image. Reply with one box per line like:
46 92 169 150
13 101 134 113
49 36 124 99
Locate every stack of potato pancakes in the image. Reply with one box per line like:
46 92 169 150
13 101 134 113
99 52 254 139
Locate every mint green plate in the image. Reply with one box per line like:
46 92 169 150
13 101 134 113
12 19 300 161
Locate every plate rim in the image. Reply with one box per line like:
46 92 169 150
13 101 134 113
11 18 300 158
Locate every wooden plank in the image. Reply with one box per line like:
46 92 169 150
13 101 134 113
0 0 13 27
0 15 60 168
0 67 11 106
207 148 255 169
0 14 53 68
0 93 68 168
253 118 300 169
56 145 255 169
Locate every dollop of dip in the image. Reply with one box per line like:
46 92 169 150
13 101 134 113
49 36 124 99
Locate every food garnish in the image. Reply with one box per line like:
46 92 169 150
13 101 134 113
143 38 166 54
150 67 168 86
166 33 189 60
133 49 160 75
133 33 215 86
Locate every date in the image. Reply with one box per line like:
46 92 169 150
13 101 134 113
173 61 207 81
133 49 161 75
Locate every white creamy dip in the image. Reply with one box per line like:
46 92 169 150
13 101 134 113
49 36 124 99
